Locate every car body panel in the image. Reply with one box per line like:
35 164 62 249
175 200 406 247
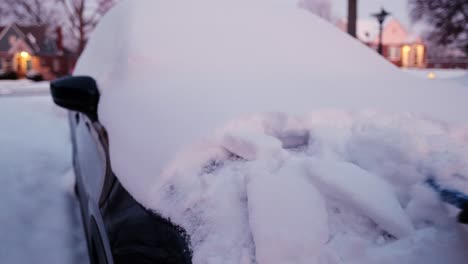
67 109 192 263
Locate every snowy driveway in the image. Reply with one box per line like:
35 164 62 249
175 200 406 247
0 95 88 263
0 80 50 97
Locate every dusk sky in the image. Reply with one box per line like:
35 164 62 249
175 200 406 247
331 0 412 28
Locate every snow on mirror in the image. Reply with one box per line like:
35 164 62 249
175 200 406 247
74 0 468 263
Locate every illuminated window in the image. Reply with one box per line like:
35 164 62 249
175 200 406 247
401 45 411 67
26 60 32 71
416 45 425 67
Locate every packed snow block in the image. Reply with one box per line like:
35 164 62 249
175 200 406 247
246 161 329 264
405 184 450 227
275 129 310 149
305 158 414 238
219 113 310 149
221 131 286 161
257 112 310 149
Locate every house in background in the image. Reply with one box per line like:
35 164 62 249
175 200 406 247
0 23 77 80
337 18 426 68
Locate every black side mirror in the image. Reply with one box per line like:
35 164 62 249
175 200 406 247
51 76 100 120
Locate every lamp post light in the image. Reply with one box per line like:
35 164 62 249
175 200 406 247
371 8 390 55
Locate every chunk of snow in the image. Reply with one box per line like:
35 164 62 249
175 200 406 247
405 184 451 228
221 131 286 161
350 228 468 264
305 158 414 238
216 113 310 149
245 159 329 264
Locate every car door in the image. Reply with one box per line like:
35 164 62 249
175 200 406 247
73 111 114 264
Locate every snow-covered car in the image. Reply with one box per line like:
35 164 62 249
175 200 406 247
51 0 468 264
51 76 192 264
25 70 44 82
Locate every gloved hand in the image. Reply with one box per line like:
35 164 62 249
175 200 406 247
458 205 468 224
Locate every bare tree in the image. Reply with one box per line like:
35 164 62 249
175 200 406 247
0 0 116 53
0 0 58 25
57 0 117 53
409 0 468 55
299 0 333 22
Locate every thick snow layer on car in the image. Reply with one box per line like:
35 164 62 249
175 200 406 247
75 0 468 207
246 159 329 264
305 158 415 239
74 0 468 263
147 111 468 263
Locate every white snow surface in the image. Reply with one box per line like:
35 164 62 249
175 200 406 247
74 0 468 263
305 158 415 239
0 95 87 263
405 69 468 87
0 80 49 96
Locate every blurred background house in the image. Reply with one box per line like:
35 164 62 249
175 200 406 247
0 0 116 81
0 23 77 80
337 18 426 68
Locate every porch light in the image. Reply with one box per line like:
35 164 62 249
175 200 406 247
20 51 30 58
402 45 411 53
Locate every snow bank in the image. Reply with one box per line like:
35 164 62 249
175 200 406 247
73 0 468 262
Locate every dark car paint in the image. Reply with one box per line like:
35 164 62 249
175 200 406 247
51 76 100 121
67 101 192 263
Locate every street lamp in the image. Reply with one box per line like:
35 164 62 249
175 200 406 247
347 0 358 38
371 8 390 55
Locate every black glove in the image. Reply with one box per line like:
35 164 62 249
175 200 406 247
458 205 468 224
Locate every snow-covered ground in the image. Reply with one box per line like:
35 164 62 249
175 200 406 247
0 80 50 97
0 95 87 263
405 69 468 87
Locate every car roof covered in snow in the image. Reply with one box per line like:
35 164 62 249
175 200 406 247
74 0 468 205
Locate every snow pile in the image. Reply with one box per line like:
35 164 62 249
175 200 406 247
147 111 468 264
